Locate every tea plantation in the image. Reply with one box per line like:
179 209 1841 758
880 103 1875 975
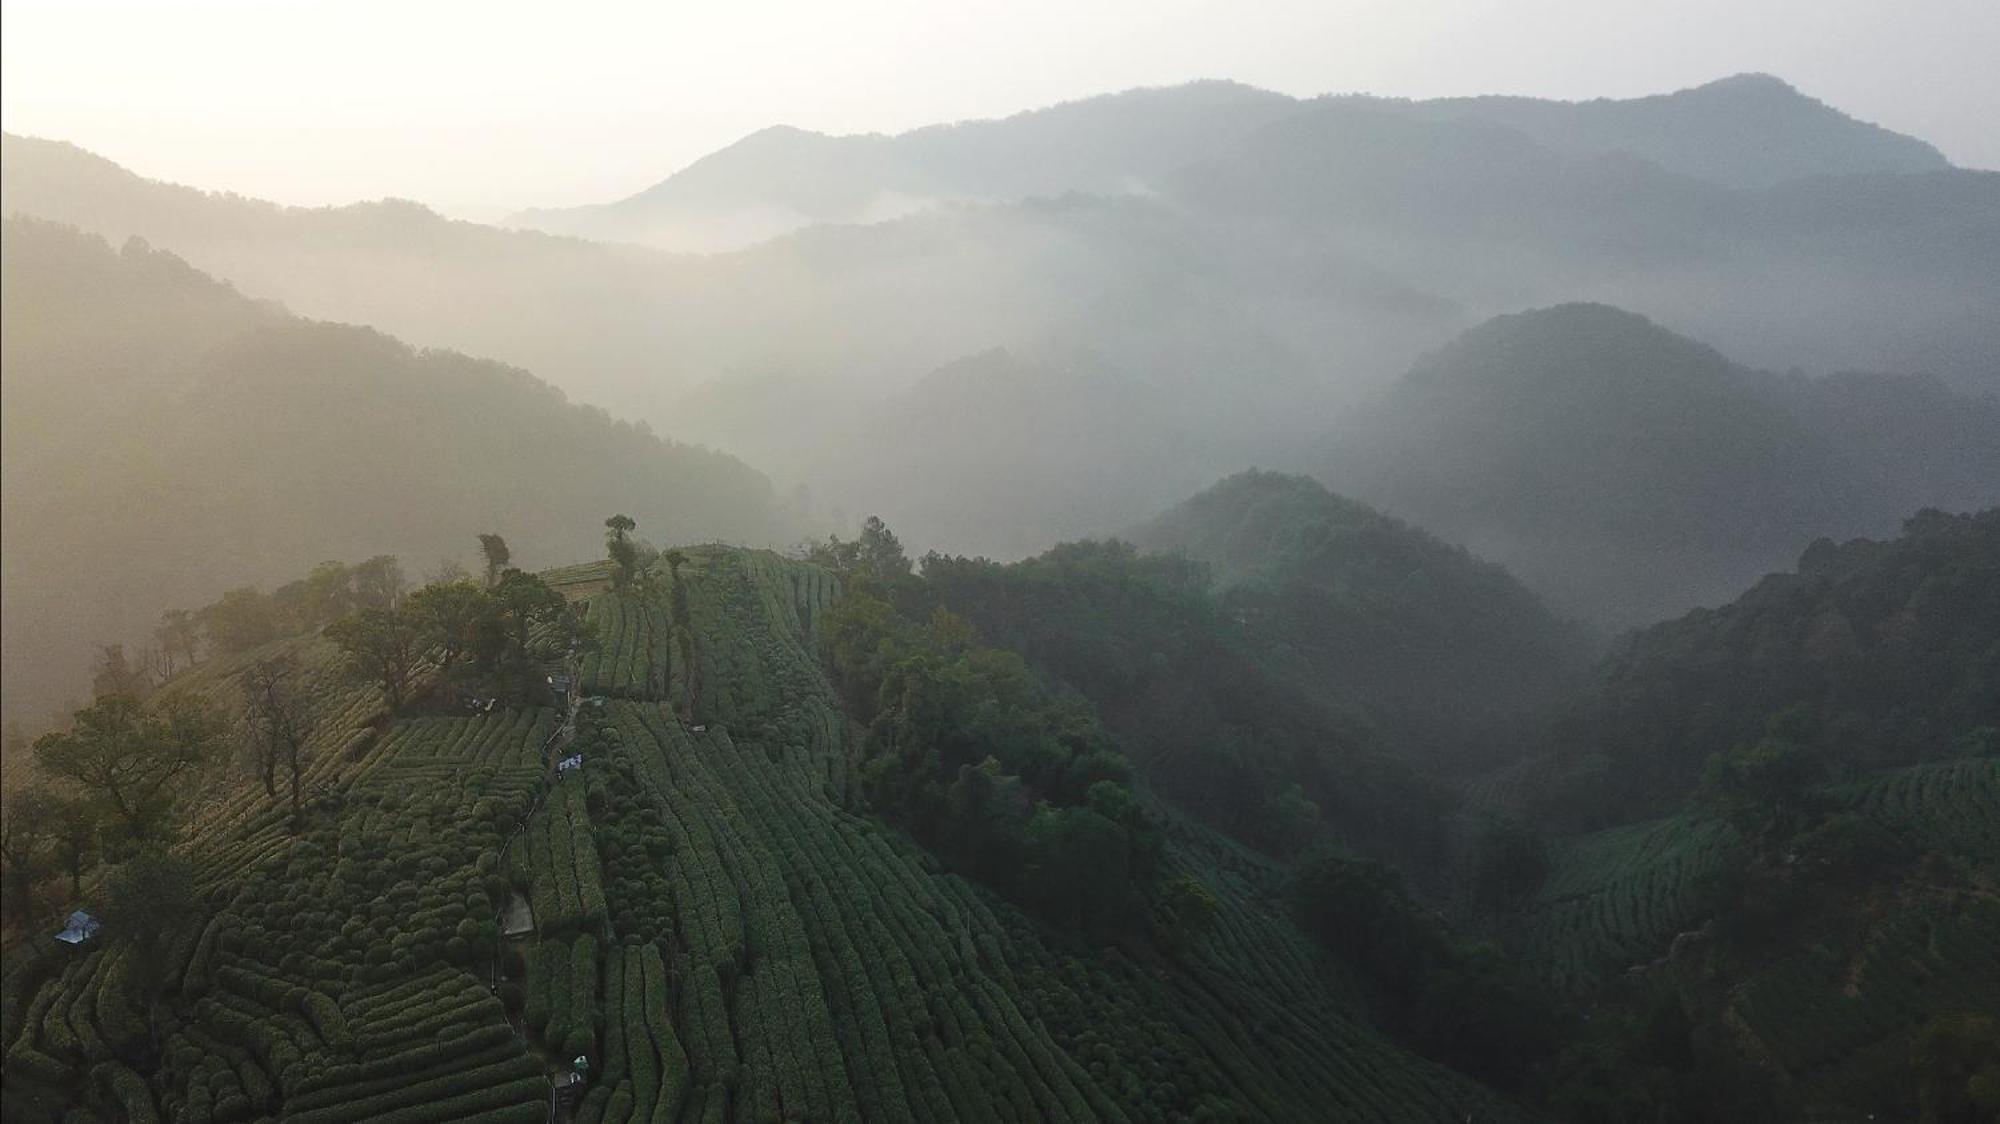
1 547 1527 1123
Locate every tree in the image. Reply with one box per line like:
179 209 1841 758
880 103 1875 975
478 533 512 588
138 643 173 685
0 786 58 929
295 560 355 624
326 608 426 710
198 587 279 653
241 655 319 822
99 848 201 1023
92 644 150 700
406 579 492 668
154 609 201 674
47 790 100 897
1292 853 1446 999
1024 803 1132 929
351 554 406 612
1700 732 1825 844
1157 874 1219 953
485 569 579 698
858 516 911 583
33 694 224 845
606 515 638 589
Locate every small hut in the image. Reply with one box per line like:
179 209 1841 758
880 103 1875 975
54 910 101 947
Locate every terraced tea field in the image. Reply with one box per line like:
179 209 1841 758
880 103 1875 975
3 548 1530 1123
1507 813 1743 991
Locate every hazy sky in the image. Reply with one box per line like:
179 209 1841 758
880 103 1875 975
4 0 1995 219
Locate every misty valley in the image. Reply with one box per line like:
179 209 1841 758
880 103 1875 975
2 67 1997 1124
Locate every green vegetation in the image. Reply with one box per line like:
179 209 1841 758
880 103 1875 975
5 492 1992 1123
917 537 1447 866
1543 507 2000 824
1129 470 1588 771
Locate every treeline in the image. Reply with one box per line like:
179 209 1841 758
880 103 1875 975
916 538 1449 868
0 533 584 940
1538 507 2000 827
810 520 1177 936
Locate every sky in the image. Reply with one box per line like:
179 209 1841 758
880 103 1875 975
4 0 1996 219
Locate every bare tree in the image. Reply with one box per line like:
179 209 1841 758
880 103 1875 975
241 656 320 823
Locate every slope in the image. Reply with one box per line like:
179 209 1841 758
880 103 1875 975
513 73 1947 251
0 547 1535 1123
1320 304 2000 627
0 218 789 728
1128 471 1589 772
1541 507 2000 821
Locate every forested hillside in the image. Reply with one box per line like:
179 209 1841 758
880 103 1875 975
1535 507 2000 823
1323 304 2000 626
0 218 790 728
1128 472 1588 771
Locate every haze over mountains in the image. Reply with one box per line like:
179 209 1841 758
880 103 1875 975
3 70 1997 714
6 49 2000 1124
1323 304 2000 626
0 219 789 725
511 74 1949 249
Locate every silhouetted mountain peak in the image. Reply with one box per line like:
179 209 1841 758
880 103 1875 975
1405 302 1740 399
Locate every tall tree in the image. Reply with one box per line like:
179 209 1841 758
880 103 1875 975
241 655 320 822
478 534 512 588
492 570 568 655
406 579 492 668
92 644 149 700
198 587 279 653
46 791 100 898
33 694 224 844
351 555 406 612
325 608 426 710
606 515 639 590
296 561 356 625
858 516 912 583
154 609 201 674
0 785 58 929
99 847 201 1043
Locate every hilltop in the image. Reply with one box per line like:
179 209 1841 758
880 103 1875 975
1321 304 2000 626
1128 471 1589 771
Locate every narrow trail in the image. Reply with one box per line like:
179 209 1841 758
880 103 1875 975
483 644 584 1124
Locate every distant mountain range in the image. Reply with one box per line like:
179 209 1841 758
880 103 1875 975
4 72 1995 638
511 74 1948 251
